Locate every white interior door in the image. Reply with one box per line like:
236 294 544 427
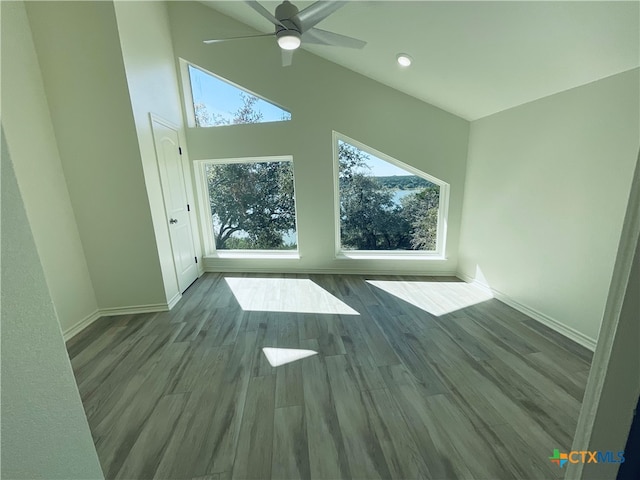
151 117 198 293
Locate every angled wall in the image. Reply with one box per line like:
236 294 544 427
168 2 470 275
1 0 97 333
1 128 103 479
458 69 640 347
25 1 167 309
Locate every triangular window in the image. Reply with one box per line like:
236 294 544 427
334 133 448 254
187 64 291 127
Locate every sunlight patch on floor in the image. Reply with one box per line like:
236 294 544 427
262 347 318 367
366 280 493 316
224 277 360 315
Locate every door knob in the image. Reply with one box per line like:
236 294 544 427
169 218 178 224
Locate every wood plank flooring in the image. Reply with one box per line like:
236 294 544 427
67 273 592 480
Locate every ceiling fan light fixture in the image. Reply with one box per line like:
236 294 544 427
276 30 301 50
397 53 413 67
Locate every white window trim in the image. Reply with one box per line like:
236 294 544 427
332 131 449 259
178 58 197 129
193 155 300 258
179 58 291 129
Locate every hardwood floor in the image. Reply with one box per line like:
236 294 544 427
67 273 593 480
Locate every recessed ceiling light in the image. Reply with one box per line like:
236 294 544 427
397 53 413 67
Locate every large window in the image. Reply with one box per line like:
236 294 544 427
334 133 448 255
196 158 298 253
186 63 291 127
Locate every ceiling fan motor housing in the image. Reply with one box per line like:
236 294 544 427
275 0 301 33
202 1 366 65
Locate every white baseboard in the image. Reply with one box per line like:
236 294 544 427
63 302 172 341
63 310 101 341
456 272 597 351
98 303 170 317
167 292 182 310
456 272 492 293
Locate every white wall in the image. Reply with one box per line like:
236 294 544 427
168 2 470 275
1 0 98 333
570 150 640 480
113 0 202 305
25 1 167 309
1 129 104 480
458 69 640 346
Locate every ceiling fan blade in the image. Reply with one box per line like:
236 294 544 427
297 1 346 31
281 49 294 67
245 1 285 28
203 33 274 44
302 27 366 49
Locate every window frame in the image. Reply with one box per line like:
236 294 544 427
332 131 449 259
179 58 291 128
193 155 300 258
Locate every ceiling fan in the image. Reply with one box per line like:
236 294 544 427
203 1 367 67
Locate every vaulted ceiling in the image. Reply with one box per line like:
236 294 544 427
202 1 639 120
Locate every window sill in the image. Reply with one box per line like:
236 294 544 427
336 251 446 261
207 251 300 260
